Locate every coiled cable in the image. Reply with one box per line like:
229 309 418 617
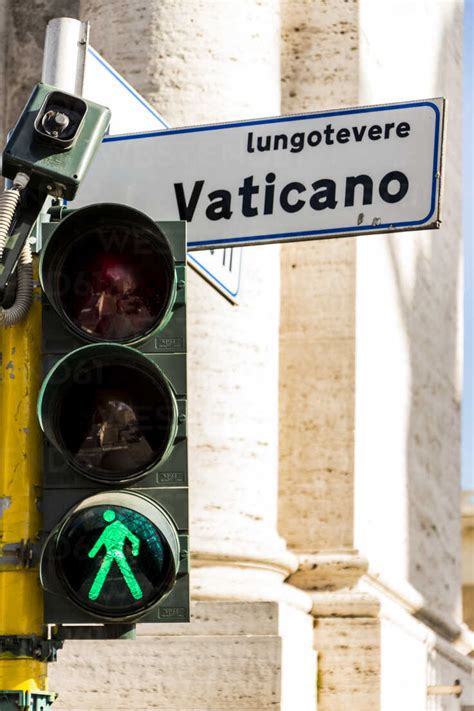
0 173 33 326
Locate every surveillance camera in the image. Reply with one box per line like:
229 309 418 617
33 91 88 149
1 83 110 200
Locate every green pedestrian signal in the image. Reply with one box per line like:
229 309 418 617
45 493 181 621
38 205 189 632
88 510 143 602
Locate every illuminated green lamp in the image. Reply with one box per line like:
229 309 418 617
37 343 179 484
45 491 180 621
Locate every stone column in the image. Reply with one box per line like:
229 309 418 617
279 0 369 598
48 1 316 708
279 2 472 710
355 1 472 706
80 0 308 612
278 4 379 709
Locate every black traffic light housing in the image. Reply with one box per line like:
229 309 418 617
37 204 189 628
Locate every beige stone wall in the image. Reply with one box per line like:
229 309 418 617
49 601 316 710
279 0 359 553
279 0 464 623
278 2 471 708
379 605 474 711
81 0 282 126
463 585 474 631
314 616 380 711
462 491 474 630
355 0 464 621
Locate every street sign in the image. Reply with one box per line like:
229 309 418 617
187 247 242 300
83 46 168 134
81 46 242 303
75 98 445 249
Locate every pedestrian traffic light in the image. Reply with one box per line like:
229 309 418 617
37 203 189 629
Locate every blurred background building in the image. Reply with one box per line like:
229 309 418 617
0 0 472 709
462 491 474 633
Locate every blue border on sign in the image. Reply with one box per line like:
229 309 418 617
102 100 442 248
88 47 168 128
187 250 242 298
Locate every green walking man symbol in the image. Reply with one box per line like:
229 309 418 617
87 509 143 601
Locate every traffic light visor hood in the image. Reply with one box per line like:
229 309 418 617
40 203 177 345
38 344 179 484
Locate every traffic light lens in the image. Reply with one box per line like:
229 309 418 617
40 204 176 345
62 362 173 480
61 229 170 341
56 504 175 618
39 345 178 483
63 365 164 477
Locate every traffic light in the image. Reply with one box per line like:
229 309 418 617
37 203 189 628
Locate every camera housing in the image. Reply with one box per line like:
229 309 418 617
33 91 88 149
2 83 110 200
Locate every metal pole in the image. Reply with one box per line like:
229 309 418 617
0 263 46 694
0 16 88 702
42 18 89 93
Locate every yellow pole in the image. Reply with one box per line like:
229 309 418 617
0 256 47 691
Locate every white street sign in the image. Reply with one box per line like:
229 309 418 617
187 248 242 301
81 46 242 303
75 98 445 250
83 47 169 134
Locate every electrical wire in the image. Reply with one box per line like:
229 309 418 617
0 173 33 326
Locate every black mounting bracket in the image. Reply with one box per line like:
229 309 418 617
0 635 63 663
52 624 136 641
0 540 41 570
